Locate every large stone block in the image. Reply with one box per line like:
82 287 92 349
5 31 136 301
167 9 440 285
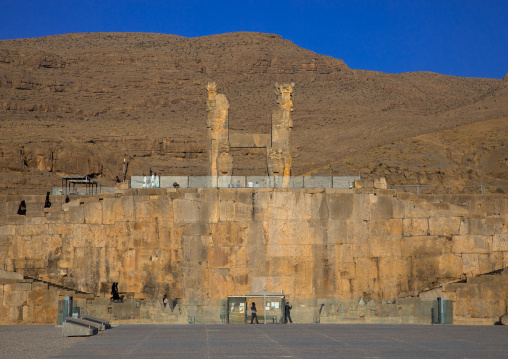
401 236 452 257
102 196 134 224
211 222 244 246
182 235 208 262
269 192 311 221
173 198 201 224
493 233 508 251
326 220 348 244
402 218 428 236
368 236 403 257
328 194 353 221
0 224 15 236
72 224 105 247
84 201 103 224
15 224 48 236
452 235 492 254
461 253 480 275
67 205 85 224
429 217 461 236
370 195 394 220
369 219 402 236
219 200 235 222
403 199 430 218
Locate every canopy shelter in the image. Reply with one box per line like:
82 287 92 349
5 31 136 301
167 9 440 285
61 175 98 195
227 291 285 324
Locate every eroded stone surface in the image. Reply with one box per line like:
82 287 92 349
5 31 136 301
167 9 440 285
0 189 507 324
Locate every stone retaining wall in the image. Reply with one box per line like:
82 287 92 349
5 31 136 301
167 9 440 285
1 187 506 324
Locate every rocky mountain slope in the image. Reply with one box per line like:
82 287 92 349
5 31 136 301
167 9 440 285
0 32 507 194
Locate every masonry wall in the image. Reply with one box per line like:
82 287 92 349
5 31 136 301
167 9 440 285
1 187 507 324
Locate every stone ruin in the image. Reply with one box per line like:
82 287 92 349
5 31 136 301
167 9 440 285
206 82 294 187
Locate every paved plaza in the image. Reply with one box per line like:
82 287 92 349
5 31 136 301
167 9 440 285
1 324 507 358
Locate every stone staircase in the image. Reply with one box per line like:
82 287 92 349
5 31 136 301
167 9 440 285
0 269 95 324
418 267 508 325
22 274 95 299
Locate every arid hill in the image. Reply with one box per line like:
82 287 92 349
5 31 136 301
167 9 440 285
0 32 507 194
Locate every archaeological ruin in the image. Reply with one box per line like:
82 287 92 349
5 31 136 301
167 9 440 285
0 83 507 326
206 82 294 187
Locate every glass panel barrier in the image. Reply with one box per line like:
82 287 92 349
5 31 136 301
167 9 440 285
160 176 189 188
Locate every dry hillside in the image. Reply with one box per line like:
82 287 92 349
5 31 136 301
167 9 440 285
0 32 507 194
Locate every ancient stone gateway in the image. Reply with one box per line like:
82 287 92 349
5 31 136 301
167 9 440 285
206 82 294 187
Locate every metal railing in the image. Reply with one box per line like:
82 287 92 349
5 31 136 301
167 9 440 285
389 184 508 195
51 187 117 196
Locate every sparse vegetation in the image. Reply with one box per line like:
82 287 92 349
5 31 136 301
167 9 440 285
0 32 507 194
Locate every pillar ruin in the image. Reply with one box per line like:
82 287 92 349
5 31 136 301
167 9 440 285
268 82 294 187
206 82 294 187
206 82 233 180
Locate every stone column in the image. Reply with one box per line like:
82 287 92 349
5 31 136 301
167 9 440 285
268 83 294 187
206 83 232 185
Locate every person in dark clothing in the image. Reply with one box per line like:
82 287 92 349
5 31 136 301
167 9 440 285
285 302 293 323
111 282 120 301
17 200 26 215
250 302 259 324
65 195 70 203
44 192 51 208
115 176 121 183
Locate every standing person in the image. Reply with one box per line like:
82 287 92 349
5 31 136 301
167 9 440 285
17 200 26 215
111 282 120 301
163 294 168 308
44 192 51 208
250 302 259 324
285 302 293 324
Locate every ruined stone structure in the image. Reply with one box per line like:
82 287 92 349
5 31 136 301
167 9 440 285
1 183 507 325
206 82 293 186
206 82 233 179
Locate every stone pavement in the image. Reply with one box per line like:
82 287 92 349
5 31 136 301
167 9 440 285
1 324 507 358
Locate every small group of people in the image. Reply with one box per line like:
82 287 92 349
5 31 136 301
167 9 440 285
17 192 52 216
250 301 292 324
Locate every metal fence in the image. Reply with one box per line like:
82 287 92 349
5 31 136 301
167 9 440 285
130 176 360 189
51 187 117 196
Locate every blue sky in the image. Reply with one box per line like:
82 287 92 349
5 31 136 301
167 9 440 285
1 0 506 79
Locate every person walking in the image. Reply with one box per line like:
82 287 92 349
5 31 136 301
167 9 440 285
163 294 168 308
250 302 259 324
285 302 293 323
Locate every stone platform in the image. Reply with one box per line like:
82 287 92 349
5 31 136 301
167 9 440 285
1 324 507 358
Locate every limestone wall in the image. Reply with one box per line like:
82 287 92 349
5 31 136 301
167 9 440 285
1 187 507 324
442 268 508 325
0 269 94 324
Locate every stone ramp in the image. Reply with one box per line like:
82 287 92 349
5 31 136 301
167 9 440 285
62 319 98 337
62 316 111 336
82 315 111 330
